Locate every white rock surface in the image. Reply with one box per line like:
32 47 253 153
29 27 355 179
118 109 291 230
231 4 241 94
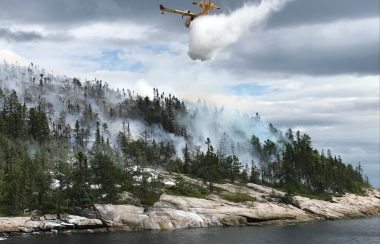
60 215 103 228
93 185 380 231
294 192 380 219
0 217 29 232
1 183 379 234
0 214 105 233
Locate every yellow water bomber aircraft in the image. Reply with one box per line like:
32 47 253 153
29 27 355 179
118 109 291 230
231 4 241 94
160 0 221 27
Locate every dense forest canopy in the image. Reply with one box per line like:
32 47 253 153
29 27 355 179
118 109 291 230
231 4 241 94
0 63 370 215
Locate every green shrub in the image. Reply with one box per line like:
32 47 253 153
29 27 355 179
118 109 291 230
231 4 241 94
279 193 295 205
139 192 161 206
166 176 208 198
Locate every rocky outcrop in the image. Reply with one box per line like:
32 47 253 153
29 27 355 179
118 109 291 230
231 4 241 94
156 194 312 222
294 191 380 219
1 184 379 235
0 214 104 234
59 214 103 228
0 217 30 233
95 203 222 231
93 185 380 231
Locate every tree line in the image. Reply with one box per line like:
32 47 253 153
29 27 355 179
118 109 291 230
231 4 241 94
0 81 370 216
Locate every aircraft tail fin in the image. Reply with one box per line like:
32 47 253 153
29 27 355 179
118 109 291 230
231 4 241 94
192 2 220 10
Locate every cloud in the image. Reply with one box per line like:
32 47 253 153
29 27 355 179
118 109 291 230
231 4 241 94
69 22 155 42
0 0 203 32
188 0 289 61
214 17 379 76
200 74 379 185
0 25 72 43
267 0 379 28
78 49 148 72
0 0 377 29
0 28 43 42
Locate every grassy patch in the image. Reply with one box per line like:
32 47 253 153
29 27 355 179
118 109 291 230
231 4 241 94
272 186 340 202
297 193 336 202
220 192 257 203
165 176 208 199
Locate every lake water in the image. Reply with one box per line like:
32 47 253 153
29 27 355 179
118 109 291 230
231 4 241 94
3 217 380 244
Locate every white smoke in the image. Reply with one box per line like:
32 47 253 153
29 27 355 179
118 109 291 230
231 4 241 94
188 0 289 61
178 101 278 164
0 63 283 166
0 48 29 66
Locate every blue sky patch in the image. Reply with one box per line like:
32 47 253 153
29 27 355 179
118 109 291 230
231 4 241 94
227 83 269 96
79 49 148 73
143 44 179 56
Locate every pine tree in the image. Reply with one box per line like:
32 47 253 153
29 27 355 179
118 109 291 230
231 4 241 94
250 161 260 183
183 144 191 174
71 151 91 208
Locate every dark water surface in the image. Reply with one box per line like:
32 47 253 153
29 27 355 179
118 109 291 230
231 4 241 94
3 217 380 244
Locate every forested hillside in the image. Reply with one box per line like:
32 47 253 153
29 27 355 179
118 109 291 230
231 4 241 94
0 63 370 215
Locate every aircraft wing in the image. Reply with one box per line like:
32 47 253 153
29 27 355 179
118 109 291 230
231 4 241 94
160 5 195 17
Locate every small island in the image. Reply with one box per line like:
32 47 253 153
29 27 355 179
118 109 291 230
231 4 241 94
0 63 379 236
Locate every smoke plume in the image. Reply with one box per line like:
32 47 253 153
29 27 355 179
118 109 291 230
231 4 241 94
1 63 284 167
188 0 289 61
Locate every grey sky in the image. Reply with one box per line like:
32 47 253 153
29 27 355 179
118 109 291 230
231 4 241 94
214 19 379 76
0 0 378 28
0 28 43 42
267 0 379 27
2 0 377 75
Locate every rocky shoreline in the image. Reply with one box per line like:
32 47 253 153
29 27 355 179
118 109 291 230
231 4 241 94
1 183 379 238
